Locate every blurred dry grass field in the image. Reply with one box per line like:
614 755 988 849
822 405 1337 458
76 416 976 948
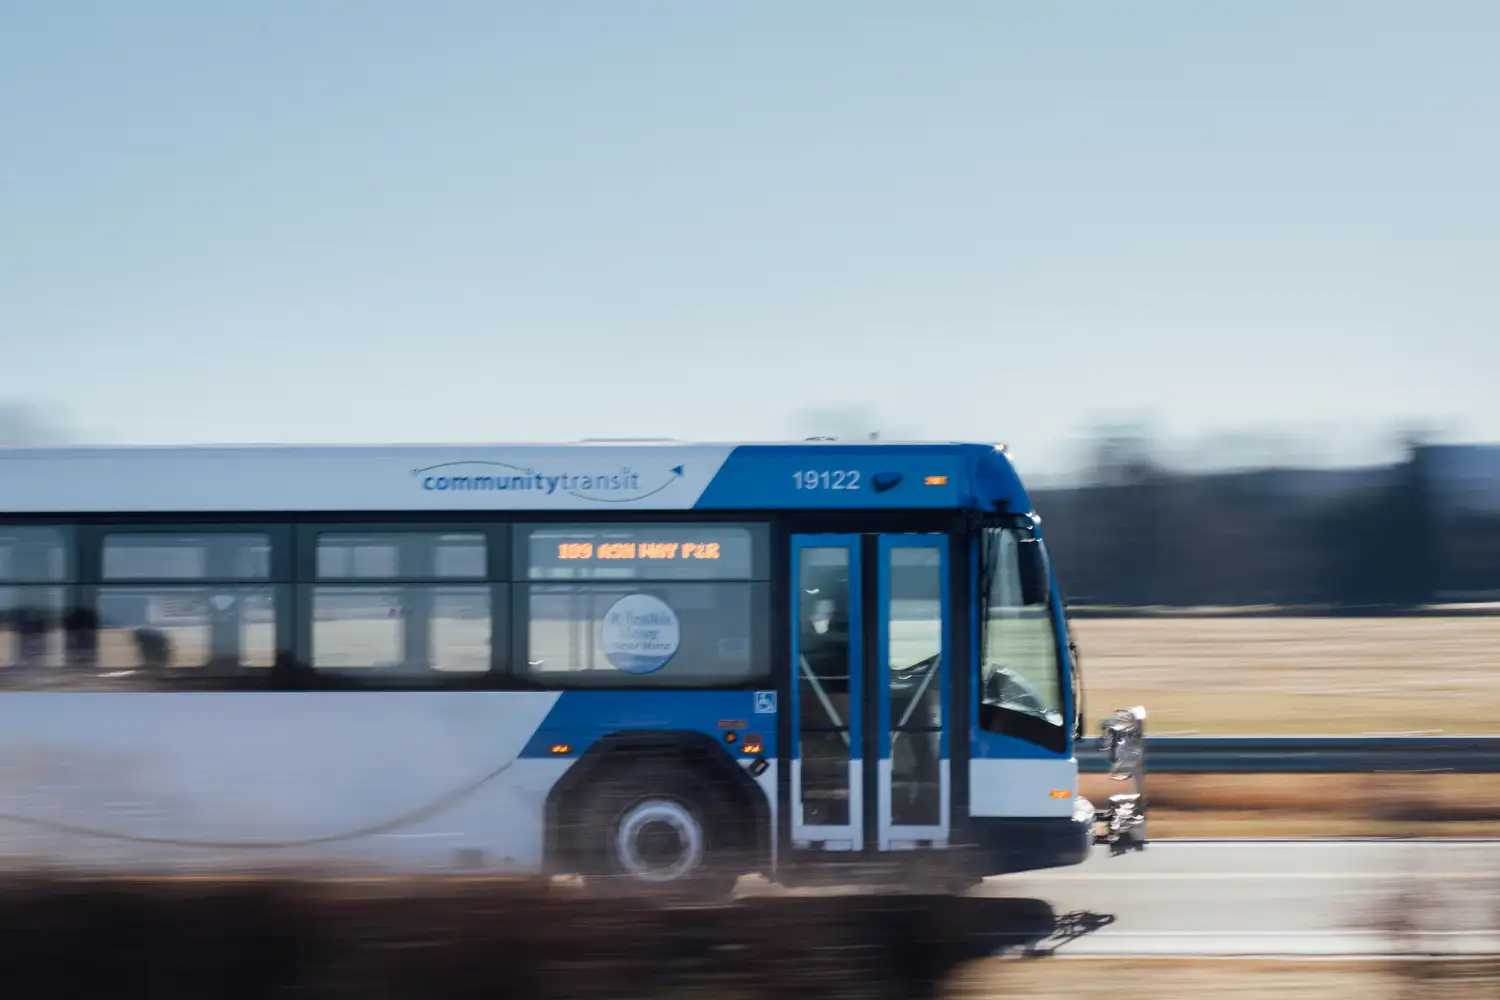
1073 615 1500 837
1074 615 1500 735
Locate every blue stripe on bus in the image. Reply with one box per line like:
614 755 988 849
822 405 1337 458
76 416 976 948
693 444 1029 511
518 689 779 759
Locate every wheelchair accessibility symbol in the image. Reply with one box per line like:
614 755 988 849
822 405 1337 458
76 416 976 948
754 691 776 714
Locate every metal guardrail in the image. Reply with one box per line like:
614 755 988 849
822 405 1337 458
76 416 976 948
1076 736 1500 774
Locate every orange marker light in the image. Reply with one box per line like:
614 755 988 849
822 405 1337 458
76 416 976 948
924 476 948 486
550 744 572 755
1050 789 1071 799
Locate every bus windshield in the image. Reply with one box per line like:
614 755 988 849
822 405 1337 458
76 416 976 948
978 525 1065 728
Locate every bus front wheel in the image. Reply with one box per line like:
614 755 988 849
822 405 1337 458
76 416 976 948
576 768 740 900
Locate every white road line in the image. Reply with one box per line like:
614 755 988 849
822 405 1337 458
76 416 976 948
1055 949 1500 959
1008 870 1499 881
1107 839 1500 847
1044 931 1500 957
1070 931 1500 938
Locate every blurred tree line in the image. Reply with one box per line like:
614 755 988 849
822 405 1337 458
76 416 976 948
0 402 75 446
1033 429 1500 611
785 409 1500 611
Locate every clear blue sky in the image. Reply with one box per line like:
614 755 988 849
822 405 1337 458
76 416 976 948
2 1 1496 480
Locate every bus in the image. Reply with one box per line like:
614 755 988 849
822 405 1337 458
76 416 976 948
0 439 1146 892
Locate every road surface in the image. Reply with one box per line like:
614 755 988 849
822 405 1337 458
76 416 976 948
988 839 1500 957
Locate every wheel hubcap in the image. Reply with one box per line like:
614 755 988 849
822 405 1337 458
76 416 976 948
616 799 703 882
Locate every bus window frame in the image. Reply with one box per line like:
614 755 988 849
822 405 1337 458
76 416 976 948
292 521 510 687
509 519 773 690
973 521 1072 756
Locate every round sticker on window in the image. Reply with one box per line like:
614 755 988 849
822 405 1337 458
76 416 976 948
600 594 681 675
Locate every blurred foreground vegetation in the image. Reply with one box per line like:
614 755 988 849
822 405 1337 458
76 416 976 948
0 876 1055 1000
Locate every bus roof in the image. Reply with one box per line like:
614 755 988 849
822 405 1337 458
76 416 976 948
0 440 1032 515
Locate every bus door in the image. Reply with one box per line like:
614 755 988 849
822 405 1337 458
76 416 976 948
789 533 950 855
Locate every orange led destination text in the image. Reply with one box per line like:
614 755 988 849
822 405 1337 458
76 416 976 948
556 542 722 560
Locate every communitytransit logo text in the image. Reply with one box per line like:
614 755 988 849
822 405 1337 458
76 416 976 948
412 460 684 503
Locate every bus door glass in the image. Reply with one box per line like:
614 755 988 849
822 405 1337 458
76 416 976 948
877 534 949 849
789 533 950 854
790 534 863 850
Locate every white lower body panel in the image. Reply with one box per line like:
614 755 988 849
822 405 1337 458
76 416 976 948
968 757 1078 819
0 691 568 874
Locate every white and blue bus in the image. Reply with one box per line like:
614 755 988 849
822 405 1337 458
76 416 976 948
0 439 1145 891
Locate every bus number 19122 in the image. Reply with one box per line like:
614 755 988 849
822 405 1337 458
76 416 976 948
793 470 861 490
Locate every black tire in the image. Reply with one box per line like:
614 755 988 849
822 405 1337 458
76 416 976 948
574 763 741 900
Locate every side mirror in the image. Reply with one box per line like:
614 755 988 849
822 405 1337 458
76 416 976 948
1017 539 1051 606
